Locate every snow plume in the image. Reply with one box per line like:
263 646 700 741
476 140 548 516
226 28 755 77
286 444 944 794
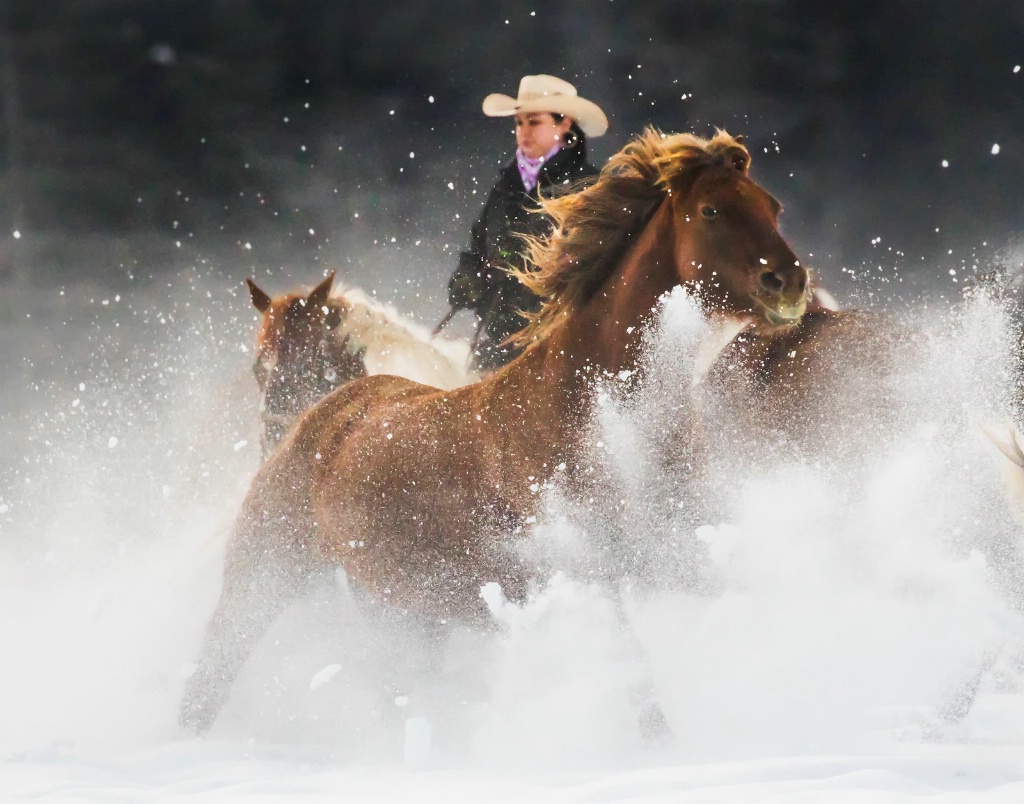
523 288 714 597
520 287 1024 760
1 276 1022 772
472 575 645 768
0 272 259 753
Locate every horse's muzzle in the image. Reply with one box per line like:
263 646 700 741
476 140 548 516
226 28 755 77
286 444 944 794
756 297 807 327
765 302 806 325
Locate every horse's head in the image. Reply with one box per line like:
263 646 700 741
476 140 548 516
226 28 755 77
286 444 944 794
665 134 808 327
247 272 367 453
516 130 811 352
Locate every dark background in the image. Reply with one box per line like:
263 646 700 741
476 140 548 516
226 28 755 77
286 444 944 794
0 0 1022 317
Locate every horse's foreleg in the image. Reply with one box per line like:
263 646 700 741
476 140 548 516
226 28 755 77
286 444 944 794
179 494 317 734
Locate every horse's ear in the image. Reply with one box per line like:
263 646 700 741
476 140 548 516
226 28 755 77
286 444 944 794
728 145 749 173
308 271 335 308
734 134 745 144
246 278 272 313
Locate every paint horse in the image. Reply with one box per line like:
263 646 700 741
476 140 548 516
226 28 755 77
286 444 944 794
248 272 474 456
180 129 810 733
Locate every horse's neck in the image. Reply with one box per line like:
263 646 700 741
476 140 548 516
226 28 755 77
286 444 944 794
336 297 427 359
693 313 752 385
549 201 681 379
482 202 682 439
334 296 394 345
334 295 471 388
719 310 860 388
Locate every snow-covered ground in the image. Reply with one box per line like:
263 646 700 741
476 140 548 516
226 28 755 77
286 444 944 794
6 740 1024 802
1 278 1022 802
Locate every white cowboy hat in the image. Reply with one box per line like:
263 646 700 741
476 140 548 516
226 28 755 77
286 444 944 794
482 74 608 138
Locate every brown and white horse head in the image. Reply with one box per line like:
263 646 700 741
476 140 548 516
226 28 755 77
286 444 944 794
247 272 367 454
663 132 809 329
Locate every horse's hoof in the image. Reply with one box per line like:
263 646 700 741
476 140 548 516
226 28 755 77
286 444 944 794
178 695 217 736
637 699 673 745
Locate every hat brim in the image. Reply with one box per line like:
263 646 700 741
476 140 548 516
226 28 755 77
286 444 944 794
482 93 608 138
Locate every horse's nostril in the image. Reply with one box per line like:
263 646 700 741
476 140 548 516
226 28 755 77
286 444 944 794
759 269 784 293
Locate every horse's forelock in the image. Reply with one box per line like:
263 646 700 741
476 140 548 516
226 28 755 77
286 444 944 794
256 292 338 359
705 136 751 175
653 130 751 186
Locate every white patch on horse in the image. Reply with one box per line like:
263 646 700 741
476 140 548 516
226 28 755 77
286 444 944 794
333 286 478 389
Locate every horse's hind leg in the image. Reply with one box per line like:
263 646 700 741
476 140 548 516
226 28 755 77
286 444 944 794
179 490 317 734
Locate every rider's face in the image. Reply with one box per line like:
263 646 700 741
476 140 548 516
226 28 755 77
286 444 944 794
515 112 573 159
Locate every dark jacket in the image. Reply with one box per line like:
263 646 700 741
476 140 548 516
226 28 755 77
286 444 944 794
448 143 598 372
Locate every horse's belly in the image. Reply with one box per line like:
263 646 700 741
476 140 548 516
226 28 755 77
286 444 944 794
303 385 535 618
313 489 529 620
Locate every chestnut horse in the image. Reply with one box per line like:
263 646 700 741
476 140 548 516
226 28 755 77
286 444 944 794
248 272 475 455
700 308 917 458
247 273 367 456
706 307 1024 731
180 129 810 733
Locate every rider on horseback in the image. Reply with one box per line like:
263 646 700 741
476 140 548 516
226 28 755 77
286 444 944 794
446 74 608 372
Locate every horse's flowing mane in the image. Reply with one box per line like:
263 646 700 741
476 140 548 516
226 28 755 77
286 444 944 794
333 285 476 388
513 127 751 345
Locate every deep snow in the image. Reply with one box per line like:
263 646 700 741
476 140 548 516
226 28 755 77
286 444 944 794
1 277 1022 802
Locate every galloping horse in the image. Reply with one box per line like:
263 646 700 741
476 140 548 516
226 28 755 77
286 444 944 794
248 273 474 455
700 308 916 457
700 300 1024 729
180 129 810 733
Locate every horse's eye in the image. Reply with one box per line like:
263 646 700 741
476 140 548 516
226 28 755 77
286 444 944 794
700 205 719 220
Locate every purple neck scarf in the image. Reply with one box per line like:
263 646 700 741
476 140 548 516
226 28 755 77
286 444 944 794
516 144 561 192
